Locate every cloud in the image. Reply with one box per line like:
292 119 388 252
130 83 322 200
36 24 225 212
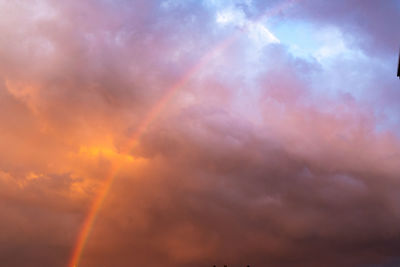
0 0 399 267
253 0 400 56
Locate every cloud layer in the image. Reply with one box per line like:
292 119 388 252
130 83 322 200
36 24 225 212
0 0 399 266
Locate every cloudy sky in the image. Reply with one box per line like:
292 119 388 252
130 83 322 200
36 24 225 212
0 0 400 266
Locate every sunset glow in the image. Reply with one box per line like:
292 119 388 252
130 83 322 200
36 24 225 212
1 1 400 267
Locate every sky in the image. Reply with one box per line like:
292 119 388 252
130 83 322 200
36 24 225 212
0 0 400 266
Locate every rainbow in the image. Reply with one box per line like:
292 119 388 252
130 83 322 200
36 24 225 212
68 1 299 266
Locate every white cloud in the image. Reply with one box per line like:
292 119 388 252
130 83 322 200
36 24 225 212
247 22 280 47
216 7 246 26
313 27 350 61
216 6 279 48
